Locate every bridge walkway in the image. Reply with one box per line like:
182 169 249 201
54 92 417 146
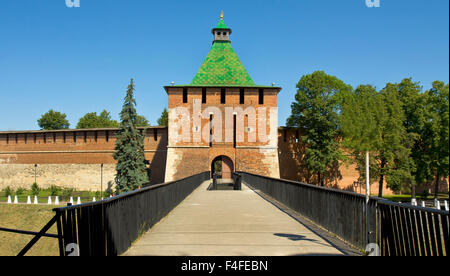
123 180 347 256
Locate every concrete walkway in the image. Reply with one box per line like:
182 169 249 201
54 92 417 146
123 180 344 256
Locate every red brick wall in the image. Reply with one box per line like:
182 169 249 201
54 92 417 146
0 127 167 185
165 87 280 181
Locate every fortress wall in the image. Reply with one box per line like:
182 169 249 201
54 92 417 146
0 127 168 191
278 128 449 195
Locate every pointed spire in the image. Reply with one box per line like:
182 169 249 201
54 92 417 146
220 10 224 20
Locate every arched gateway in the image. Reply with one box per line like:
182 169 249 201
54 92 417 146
211 155 234 179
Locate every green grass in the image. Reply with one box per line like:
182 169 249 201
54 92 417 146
0 204 59 256
378 193 449 202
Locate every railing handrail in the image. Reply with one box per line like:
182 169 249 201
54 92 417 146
237 171 371 200
377 198 449 214
237 171 449 213
53 172 208 212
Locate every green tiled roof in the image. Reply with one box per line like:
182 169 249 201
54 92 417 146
190 41 256 86
215 19 229 29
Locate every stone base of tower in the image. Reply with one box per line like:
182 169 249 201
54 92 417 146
164 146 280 182
164 147 210 182
235 148 280 178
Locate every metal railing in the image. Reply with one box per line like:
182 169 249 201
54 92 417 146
238 171 449 256
53 171 210 256
377 199 449 256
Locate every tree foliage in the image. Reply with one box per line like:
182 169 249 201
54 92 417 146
287 71 351 186
37 109 70 130
423 81 449 198
135 115 150 127
76 110 119 129
157 108 168 127
113 79 149 194
340 85 385 187
338 78 449 197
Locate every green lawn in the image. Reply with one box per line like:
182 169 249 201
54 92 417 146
0 204 59 256
378 193 449 203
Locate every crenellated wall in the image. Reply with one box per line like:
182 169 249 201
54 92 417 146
0 127 167 191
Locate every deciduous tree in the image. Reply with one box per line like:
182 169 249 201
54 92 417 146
76 110 119 129
37 109 70 130
287 71 351 186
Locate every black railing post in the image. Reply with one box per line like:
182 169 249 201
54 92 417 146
234 174 241 190
213 173 217 190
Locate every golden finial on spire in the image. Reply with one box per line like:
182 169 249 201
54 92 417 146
220 11 224 20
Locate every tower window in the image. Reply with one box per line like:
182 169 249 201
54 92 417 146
202 88 206 103
239 88 244 104
183 88 188 103
217 32 221 35
259 89 264 105
153 128 158 141
221 88 226 104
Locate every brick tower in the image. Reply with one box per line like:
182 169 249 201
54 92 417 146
164 13 281 181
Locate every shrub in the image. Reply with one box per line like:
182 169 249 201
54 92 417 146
62 188 75 199
3 186 12 197
16 187 26 195
103 189 112 197
31 182 40 196
49 185 61 196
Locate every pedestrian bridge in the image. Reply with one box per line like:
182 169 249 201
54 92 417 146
123 180 349 256
44 172 448 256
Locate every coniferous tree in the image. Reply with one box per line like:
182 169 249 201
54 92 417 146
113 79 149 194
157 108 168 127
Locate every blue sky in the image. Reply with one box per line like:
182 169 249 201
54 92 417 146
0 0 448 130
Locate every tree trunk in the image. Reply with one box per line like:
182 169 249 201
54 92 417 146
434 173 440 199
411 183 416 200
317 172 321 186
378 159 386 198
